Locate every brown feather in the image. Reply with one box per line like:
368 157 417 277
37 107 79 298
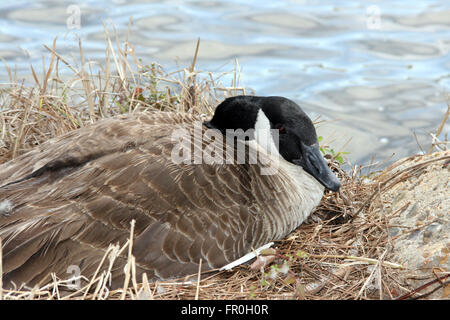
0 111 323 289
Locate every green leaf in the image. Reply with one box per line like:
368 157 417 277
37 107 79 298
261 278 269 286
296 250 309 259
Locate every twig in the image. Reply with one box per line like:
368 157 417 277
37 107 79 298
309 254 403 269
395 274 450 300
120 219 136 300
412 131 424 154
356 250 387 299
428 102 449 153
82 244 116 299
411 280 450 300
195 259 202 300
139 273 153 300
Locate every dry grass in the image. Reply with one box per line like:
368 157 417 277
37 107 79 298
0 32 247 164
0 27 448 300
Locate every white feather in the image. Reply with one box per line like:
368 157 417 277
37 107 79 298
0 199 13 215
220 242 275 271
254 109 282 158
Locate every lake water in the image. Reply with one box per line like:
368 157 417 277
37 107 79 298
0 0 449 167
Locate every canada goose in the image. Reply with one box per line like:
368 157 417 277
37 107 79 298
0 95 340 289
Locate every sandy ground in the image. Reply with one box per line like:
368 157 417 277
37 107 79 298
380 150 449 299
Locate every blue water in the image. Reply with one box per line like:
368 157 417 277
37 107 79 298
0 0 449 165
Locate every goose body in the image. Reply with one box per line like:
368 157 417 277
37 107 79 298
0 96 340 289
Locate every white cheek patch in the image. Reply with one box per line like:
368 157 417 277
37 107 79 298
254 109 281 158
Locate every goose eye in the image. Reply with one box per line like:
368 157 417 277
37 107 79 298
278 126 286 134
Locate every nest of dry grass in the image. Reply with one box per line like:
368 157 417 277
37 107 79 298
0 27 448 300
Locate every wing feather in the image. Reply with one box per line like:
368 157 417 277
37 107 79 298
0 111 282 289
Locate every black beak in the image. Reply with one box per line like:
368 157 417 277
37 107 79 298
294 142 341 192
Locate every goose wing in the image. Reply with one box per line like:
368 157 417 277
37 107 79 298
0 112 272 288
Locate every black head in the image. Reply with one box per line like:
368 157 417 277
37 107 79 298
205 95 341 192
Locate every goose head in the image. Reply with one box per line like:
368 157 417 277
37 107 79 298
204 95 341 192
